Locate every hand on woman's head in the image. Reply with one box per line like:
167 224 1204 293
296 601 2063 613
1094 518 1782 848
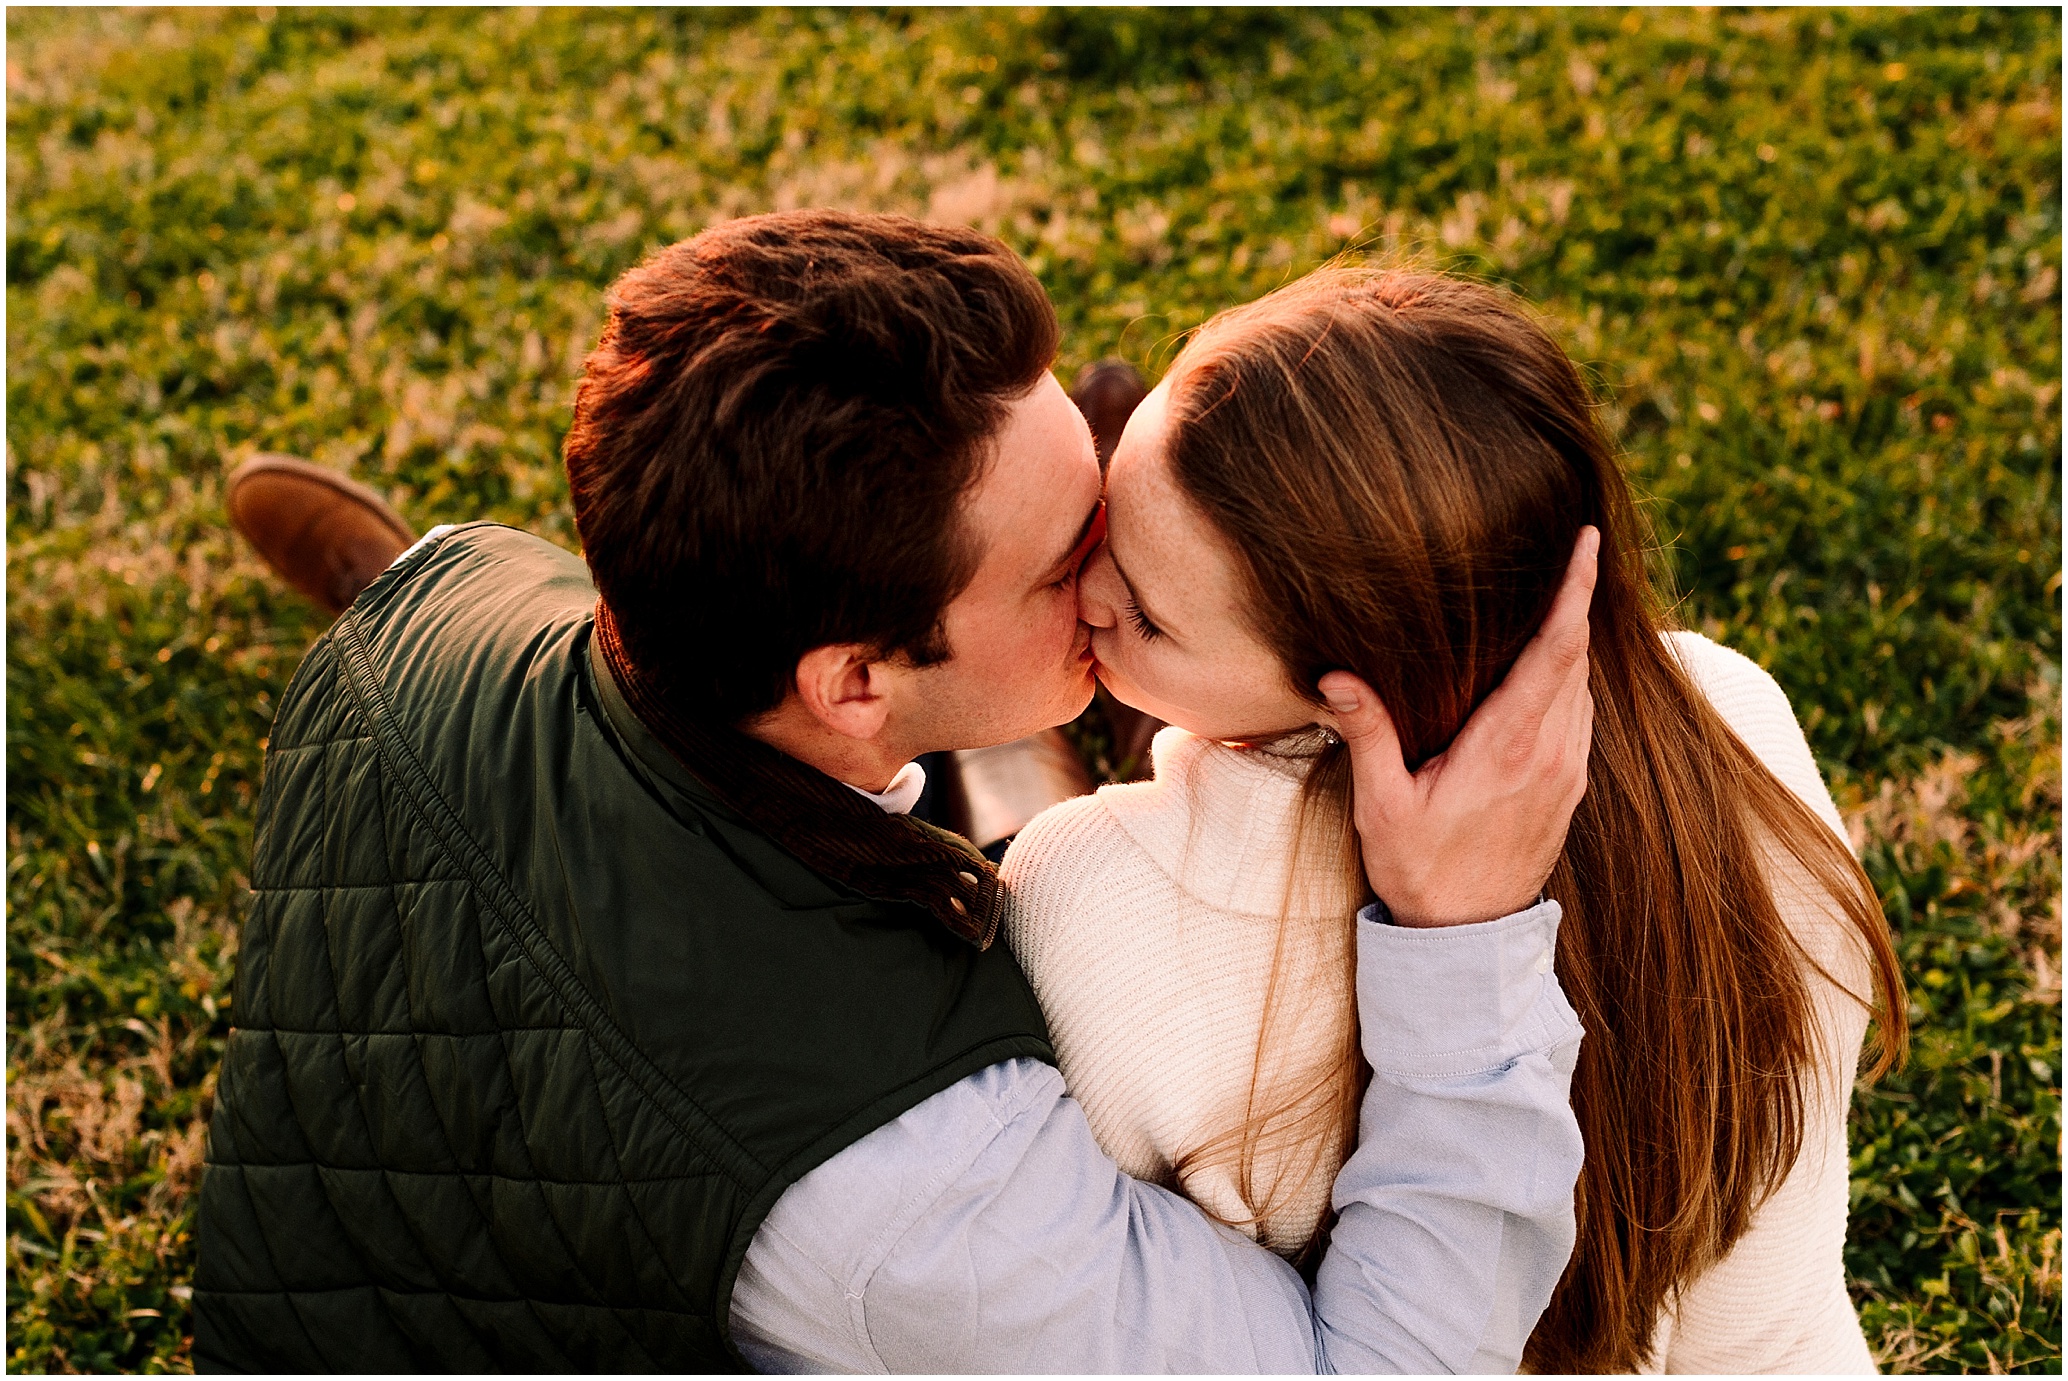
1084 269 1608 920
1321 527 1599 928
1077 379 1322 743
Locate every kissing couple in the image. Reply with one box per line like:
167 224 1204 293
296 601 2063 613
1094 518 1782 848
196 210 1900 1373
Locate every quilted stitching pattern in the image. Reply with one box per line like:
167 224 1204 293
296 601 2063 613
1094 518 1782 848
197 631 736 1371
195 525 1055 1373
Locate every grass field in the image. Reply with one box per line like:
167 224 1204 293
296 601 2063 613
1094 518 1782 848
6 7 2059 1372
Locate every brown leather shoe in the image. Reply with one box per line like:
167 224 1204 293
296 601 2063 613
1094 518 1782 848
1070 359 1149 469
227 454 416 616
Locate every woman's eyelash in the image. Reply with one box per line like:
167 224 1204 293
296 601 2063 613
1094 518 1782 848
1124 599 1163 641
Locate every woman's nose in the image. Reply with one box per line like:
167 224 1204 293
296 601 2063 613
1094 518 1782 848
1076 544 1121 629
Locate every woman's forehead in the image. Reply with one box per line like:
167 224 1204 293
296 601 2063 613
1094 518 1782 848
1107 423 1247 624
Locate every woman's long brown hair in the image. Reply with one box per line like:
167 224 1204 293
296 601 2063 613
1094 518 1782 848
1157 265 1907 1370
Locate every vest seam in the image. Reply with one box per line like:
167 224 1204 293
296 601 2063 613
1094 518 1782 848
317 871 473 1318
358 1161 483 1352
421 1280 518 1371
388 1020 532 1307
601 1306 666 1372
327 602 770 1192
293 745 435 1349
322 1023 460 1332
201 1128 330 1364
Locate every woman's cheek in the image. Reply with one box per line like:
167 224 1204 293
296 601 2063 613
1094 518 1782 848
1129 644 1187 712
1090 627 1150 698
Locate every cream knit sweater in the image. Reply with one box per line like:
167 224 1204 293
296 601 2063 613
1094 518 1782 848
1000 631 1879 1373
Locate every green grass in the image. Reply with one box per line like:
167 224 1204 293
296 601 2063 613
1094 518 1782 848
6 7 2058 1372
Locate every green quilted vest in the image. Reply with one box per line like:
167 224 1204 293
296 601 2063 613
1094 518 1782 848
193 523 1054 1372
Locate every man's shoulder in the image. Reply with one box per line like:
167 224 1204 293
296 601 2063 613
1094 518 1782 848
357 522 593 632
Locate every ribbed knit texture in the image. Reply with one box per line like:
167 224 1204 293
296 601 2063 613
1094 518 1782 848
1002 631 1879 1371
1001 726 1359 1257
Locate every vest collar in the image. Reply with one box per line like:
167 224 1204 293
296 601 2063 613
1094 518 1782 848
590 601 1002 948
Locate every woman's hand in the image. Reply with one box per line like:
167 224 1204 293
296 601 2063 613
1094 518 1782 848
1320 528 1599 929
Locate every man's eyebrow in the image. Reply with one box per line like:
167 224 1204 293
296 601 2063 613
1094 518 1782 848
1042 501 1107 582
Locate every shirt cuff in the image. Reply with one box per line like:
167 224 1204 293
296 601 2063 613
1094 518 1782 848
1354 898 1582 1080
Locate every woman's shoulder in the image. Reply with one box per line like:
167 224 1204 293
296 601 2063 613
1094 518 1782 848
1661 629 1792 730
996 776 1206 1005
1662 631 1874 1006
997 786 1173 936
1661 630 1846 844
999 791 1137 894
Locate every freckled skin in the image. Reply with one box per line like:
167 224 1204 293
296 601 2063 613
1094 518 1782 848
1077 380 1321 743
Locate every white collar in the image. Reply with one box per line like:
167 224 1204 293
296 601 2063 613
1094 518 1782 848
844 760 927 815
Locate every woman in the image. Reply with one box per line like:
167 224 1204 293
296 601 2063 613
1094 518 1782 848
1001 266 1905 1372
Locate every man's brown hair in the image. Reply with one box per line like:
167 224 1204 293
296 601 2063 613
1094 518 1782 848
564 209 1059 722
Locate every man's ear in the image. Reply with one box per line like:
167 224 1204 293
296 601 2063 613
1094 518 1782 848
792 643 894 743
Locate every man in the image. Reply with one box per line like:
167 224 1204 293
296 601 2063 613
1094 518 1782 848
197 210 1592 1372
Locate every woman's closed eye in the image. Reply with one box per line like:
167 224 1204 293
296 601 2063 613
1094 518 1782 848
1124 598 1163 641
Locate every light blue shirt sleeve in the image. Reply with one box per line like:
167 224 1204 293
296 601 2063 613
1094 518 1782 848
729 900 1584 1374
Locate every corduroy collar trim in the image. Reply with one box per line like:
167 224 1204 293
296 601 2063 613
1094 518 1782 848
592 600 1002 948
